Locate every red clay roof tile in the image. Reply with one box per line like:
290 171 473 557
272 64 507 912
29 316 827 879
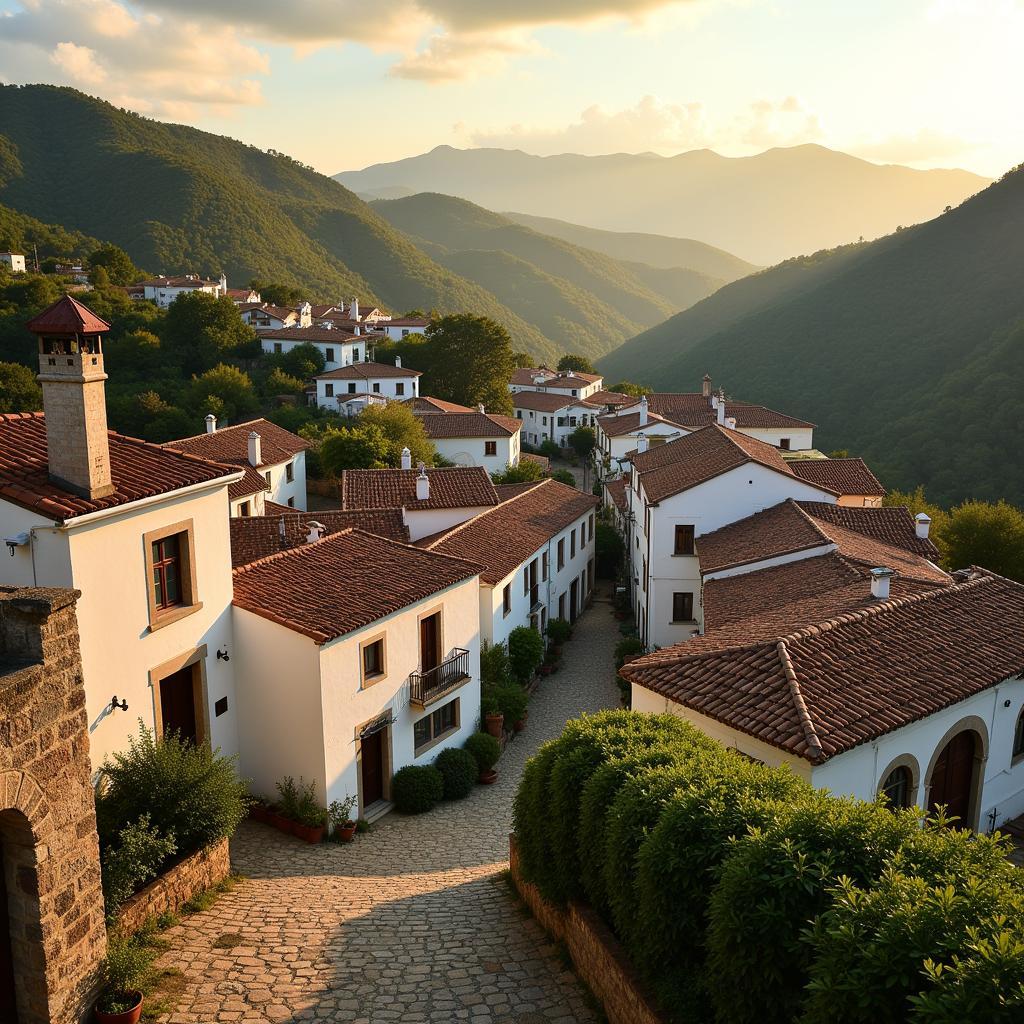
341 466 499 512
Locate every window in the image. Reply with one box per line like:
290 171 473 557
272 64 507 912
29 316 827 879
152 536 182 609
516 410 523 419
264 471 272 486
286 462 294 483
779 438 791 451
1013 709 1024 761
557 538 565 570
672 592 694 622
523 567 530 596
674 525 696 556
880 765 913 809
401 329 410 338
273 342 282 354
352 348 360 361
144 521 199 629
588 514 595 542
503 584 512 617
542 416 547 426
325 383 334 397
326 347 335 363
414 698 460 753
571 390 577 397
558 593 566 619
557 416 567 427
643 558 648 591
238 501 250 517
372 383 381 393
570 530 576 558
396 382 405 396
287 497 295 508
348 383 357 394
542 551 549 581
361 637 386 684
485 441 497 456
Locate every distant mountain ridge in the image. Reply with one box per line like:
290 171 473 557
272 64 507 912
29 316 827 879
337 144 989 265
597 164 1024 506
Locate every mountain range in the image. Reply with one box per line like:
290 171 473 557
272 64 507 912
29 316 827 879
598 163 1024 506
337 145 989 265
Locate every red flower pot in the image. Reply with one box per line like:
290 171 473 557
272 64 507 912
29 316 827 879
337 822 357 843
293 823 325 844
95 992 143 1024
478 769 498 785
485 713 504 738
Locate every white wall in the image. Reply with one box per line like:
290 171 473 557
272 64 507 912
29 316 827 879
264 452 307 510
596 422 689 477
405 505 492 542
432 434 519 473
261 336 362 372
314 374 419 410
230 491 266 518
515 403 600 448
740 426 815 451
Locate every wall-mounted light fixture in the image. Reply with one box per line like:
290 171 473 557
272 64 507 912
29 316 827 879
109 696 128 712
217 648 230 662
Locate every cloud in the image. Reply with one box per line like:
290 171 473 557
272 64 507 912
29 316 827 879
391 30 543 82
848 129 978 166
736 95 822 149
49 42 108 86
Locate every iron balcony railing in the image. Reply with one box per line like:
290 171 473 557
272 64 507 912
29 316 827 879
409 648 471 707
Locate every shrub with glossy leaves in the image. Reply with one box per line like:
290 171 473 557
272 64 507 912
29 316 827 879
464 731 501 772
545 618 573 645
434 747 478 800
392 765 444 814
492 683 529 725
508 625 545 682
100 813 178 917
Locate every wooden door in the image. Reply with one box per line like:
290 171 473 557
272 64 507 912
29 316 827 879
420 613 440 674
569 579 579 622
929 731 977 824
159 667 198 745
0 844 18 1023
361 730 385 807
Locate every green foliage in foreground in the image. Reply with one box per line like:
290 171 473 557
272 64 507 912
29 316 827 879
513 711 1024 1024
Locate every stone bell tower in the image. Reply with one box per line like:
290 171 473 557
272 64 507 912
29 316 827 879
28 295 115 500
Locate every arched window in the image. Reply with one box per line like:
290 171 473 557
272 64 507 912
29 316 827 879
1013 708 1024 760
880 764 913 809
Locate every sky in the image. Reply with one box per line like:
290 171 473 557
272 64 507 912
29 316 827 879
0 0 1020 178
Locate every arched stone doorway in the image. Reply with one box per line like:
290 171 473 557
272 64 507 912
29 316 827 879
927 724 986 829
0 827 16 1022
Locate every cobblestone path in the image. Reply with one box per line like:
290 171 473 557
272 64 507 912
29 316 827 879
156 593 622 1023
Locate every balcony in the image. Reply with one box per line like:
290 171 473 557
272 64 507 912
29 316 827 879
409 648 471 708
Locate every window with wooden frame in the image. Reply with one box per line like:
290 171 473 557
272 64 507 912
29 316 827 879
485 441 498 456
396 382 405 396
557 538 565 570
144 520 200 630
502 584 512 617
360 635 386 685
672 592 694 622
325 347 335 363
325 383 334 397
570 529 576 559
674 524 696 556
238 501 250 517
414 697 460 753
285 461 294 483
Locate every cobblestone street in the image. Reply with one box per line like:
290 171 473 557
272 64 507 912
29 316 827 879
155 592 622 1023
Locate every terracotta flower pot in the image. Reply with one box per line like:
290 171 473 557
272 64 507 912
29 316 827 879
95 992 143 1024
267 811 291 834
293 823 325 844
513 716 527 733
337 822 357 843
485 713 504 738
478 769 498 785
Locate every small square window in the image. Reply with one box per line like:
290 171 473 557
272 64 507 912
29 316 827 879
362 637 385 683
325 383 334 397
348 383 357 394
286 462 294 483
238 501 250 517
373 382 381 393
287 497 295 508
672 592 694 622
396 382 405 396
674 525 695 556
485 441 497 456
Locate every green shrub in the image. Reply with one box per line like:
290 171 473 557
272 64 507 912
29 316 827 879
275 775 300 820
508 625 545 682
434 747 478 800
392 765 444 814
539 439 561 458
275 775 323 825
464 731 501 772
513 738 562 890
549 468 577 486
96 724 248 858
614 636 644 670
705 794 925 1024
100 814 178 917
480 641 514 687
96 935 155 1014
493 683 529 725
545 617 573 645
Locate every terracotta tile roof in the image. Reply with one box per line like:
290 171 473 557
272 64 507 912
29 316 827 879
229 507 409 567
258 326 358 343
423 478 599 585
341 466 499 512
240 303 296 321
381 317 430 327
139 275 219 289
163 419 309 470
790 457 885 497
494 481 545 501
230 464 271 502
596 411 687 437
520 452 550 471
406 396 474 414
27 294 110 334
310 304 338 318
0 413 237 521
418 412 522 439
635 393 814 429
511 368 603 386
316 362 421 380
232 529 478 644
632 425 813 504
622 568 1024 763
589 390 634 407
797 502 939 558
604 476 628 514
512 391 600 413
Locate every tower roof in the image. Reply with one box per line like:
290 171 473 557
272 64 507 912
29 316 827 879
26 295 110 335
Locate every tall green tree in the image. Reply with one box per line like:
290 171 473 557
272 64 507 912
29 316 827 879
423 314 515 414
88 244 138 286
188 364 258 422
942 500 1024 581
0 361 42 412
607 380 646 398
320 424 393 473
162 292 257 374
360 403 435 466
558 354 596 374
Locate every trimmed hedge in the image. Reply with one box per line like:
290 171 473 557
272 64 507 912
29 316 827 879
464 731 500 772
434 747 478 800
512 711 1024 1024
392 765 444 814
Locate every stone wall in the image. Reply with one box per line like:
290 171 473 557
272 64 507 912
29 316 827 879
509 836 664 1024
0 587 107 1024
114 837 230 937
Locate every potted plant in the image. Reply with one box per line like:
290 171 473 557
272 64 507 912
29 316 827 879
494 684 529 735
274 776 301 834
464 732 501 784
481 690 504 738
95 940 147 1024
546 617 572 648
329 795 358 843
293 780 326 843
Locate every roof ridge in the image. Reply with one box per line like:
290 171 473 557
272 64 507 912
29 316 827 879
165 417 273 446
424 478 551 550
232 527 357 575
785 497 835 546
775 640 824 760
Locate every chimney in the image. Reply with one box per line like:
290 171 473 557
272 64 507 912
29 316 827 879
477 403 485 414
395 355 402 368
401 446 412 470
870 567 895 600
351 298 359 321
636 432 649 454
205 413 217 434
726 417 737 429
248 431 262 467
702 373 712 399
716 392 726 425
305 521 326 543
915 513 932 540
638 396 648 427
31 295 115 500
415 463 430 501
219 272 227 294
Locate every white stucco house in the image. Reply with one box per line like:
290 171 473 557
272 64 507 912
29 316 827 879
259 326 370 372
423 478 600 647
313 360 421 410
509 367 605 402
596 398 690 475
375 317 430 341
511 391 603 448
232 528 482 820
419 411 522 473
0 252 27 273
164 416 310 515
137 274 226 308
240 302 308 330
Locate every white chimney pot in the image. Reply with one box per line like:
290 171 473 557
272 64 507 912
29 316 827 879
915 513 932 539
205 413 217 433
636 432 649 454
401 446 412 470
395 355 402 368
870 567 895 600
477 403 485 414
248 430 262 467
638 396 648 427
305 521 326 543
717 396 727 425
415 463 430 501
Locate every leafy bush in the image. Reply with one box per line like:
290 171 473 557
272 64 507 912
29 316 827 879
392 765 444 814
328 795 357 828
545 617 572 645
464 731 501 772
613 636 645 670
100 814 178 917
539 439 561 458
96 935 154 1014
480 640 514 687
275 775 301 820
493 683 529 725
508 625 545 682
549 468 577 486
434 747 478 800
96 724 248 862
275 775 324 825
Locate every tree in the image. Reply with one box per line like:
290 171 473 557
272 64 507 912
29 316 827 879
88 244 138 286
512 351 534 369
263 367 306 398
187 364 258 422
423 315 515 414
0 361 42 412
942 500 1024 581
162 292 257 374
274 341 325 380
608 381 647 398
558 354 596 374
595 521 624 578
507 625 544 683
360 403 435 467
320 424 392 473
568 425 596 489
251 281 304 307
87 264 110 290
491 460 545 484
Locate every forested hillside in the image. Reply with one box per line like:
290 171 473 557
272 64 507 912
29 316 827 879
598 166 1024 506
0 85 561 361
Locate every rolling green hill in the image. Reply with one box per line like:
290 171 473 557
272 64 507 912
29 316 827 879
0 202 104 259
0 85 560 361
502 211 757 281
370 192 725 356
597 166 1024 506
